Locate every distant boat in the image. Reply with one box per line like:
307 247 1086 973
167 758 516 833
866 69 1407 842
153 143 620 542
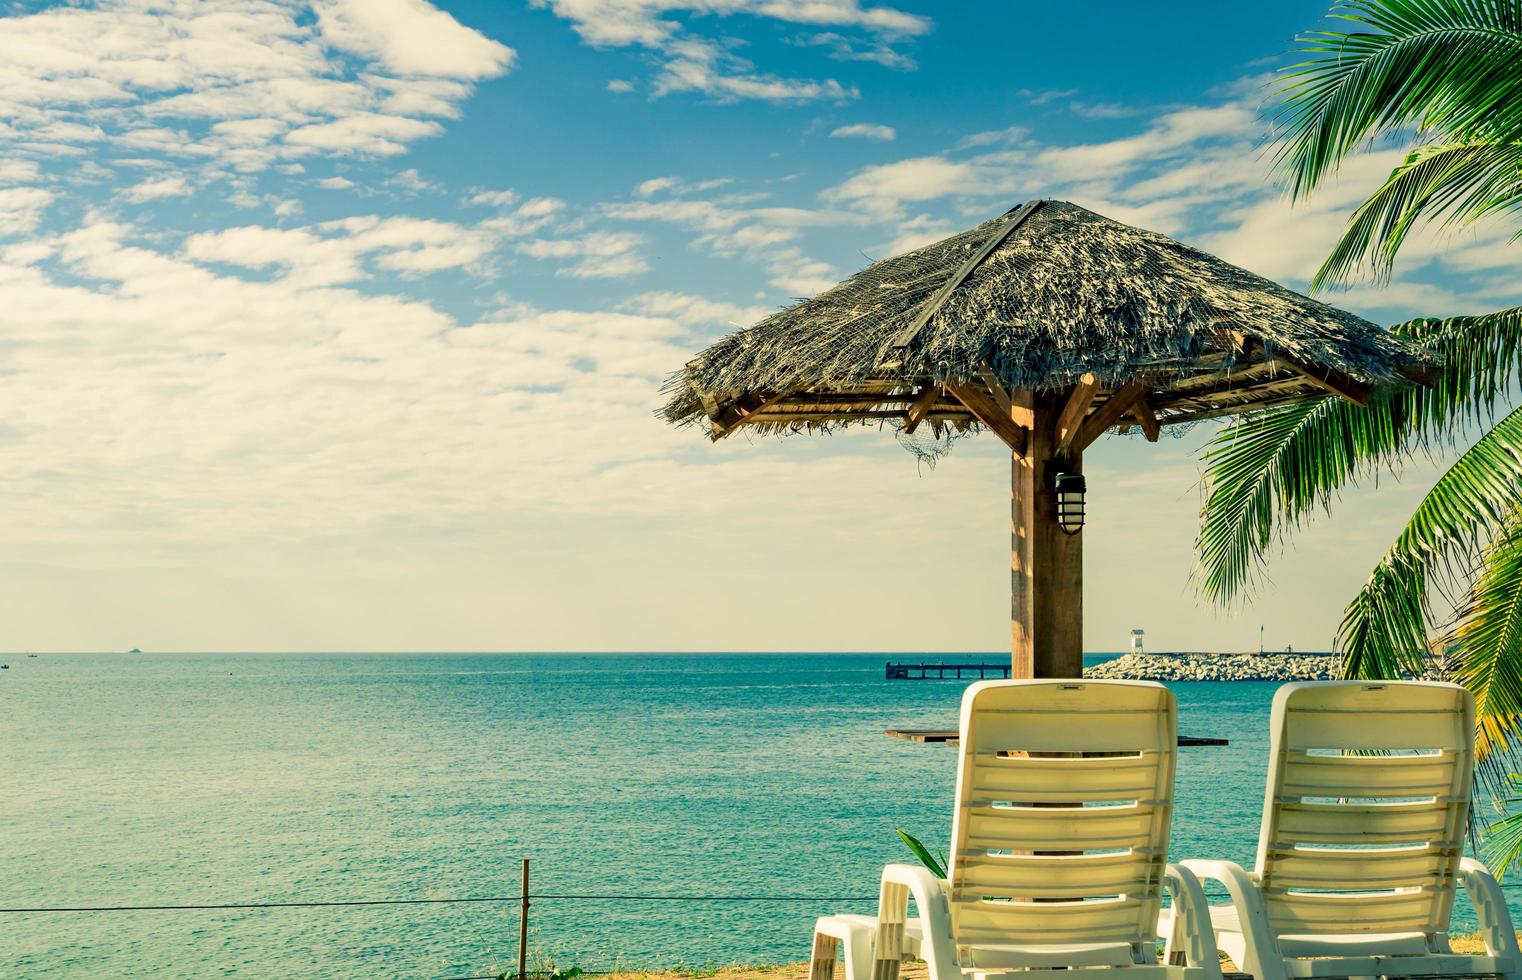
128 648 142 654
1 664 8 670
26 653 37 658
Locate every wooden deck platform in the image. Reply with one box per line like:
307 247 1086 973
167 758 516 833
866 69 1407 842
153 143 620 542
885 728 1228 747
885 661 1011 680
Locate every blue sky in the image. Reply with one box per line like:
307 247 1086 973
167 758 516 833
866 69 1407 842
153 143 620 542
1 0 1513 653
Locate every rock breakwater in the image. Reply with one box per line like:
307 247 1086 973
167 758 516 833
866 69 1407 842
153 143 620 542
1086 652 1337 682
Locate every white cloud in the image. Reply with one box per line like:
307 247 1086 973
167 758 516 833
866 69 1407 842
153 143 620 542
469 189 520 207
0 0 515 181
0 160 42 185
634 175 735 197
518 231 649 278
824 155 991 217
0 217 706 564
285 114 443 157
829 122 896 141
793 32 916 70
184 214 499 286
607 79 636 93
636 176 682 198
534 0 918 102
1033 105 1257 176
879 212 953 256
0 187 54 237
653 37 856 103
125 174 193 202
620 290 771 327
314 0 515 79
481 196 566 237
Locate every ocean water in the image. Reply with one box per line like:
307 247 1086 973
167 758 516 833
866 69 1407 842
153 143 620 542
0 652 1506 978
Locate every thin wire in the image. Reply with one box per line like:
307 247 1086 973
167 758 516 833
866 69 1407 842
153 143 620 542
12 880 1522 915
531 894 874 902
0 893 876 914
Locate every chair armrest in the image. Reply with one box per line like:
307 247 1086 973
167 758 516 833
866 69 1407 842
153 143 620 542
1179 859 1287 980
878 864 957 980
1457 857 1522 961
1163 863 1223 979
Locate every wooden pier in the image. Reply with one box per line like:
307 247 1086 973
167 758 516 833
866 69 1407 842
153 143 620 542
885 728 1228 747
885 660 1012 680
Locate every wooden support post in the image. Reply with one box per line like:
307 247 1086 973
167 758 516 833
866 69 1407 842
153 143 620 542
518 858 530 980
1011 390 1083 679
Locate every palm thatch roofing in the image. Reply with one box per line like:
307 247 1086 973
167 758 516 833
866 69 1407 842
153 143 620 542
661 200 1432 443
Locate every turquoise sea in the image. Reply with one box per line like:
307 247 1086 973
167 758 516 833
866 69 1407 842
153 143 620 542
1 652 1511 978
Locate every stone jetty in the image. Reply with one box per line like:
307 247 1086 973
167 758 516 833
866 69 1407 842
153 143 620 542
1086 651 1337 682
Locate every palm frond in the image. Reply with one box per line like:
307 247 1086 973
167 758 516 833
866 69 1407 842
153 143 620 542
1313 139 1522 288
1449 515 1522 765
1481 775 1522 875
1277 0 1522 198
1196 307 1522 603
895 828 947 879
1339 403 1522 678
1339 552 1432 678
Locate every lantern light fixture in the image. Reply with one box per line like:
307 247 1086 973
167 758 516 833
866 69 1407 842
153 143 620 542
1053 471 1086 535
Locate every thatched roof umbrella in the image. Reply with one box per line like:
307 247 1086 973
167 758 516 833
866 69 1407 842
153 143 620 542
661 200 1431 678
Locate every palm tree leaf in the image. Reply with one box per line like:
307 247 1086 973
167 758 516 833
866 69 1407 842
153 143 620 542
1481 778 1522 875
1196 307 1522 603
1339 404 1522 678
1313 139 1522 287
1448 515 1522 762
1277 0 1522 199
895 828 947 879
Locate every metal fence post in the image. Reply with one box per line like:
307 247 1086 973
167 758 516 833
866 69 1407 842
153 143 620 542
518 859 530 980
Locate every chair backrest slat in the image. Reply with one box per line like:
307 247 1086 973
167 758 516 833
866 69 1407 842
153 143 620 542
1255 681 1474 939
947 680 1177 955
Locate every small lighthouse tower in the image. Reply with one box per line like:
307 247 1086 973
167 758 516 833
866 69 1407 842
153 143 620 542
1129 629 1145 654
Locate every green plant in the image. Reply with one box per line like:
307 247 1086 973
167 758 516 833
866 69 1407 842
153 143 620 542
495 967 583 980
1199 0 1522 867
895 828 947 879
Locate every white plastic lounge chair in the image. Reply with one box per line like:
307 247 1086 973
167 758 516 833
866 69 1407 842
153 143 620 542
1178 680 1521 980
810 679 1222 980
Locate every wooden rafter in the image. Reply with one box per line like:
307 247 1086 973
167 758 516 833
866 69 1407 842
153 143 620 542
1130 397 1161 442
1398 363 1443 389
709 390 788 439
945 380 1027 455
902 383 943 435
1073 379 1149 452
977 364 1014 418
1053 373 1100 453
1273 351 1372 405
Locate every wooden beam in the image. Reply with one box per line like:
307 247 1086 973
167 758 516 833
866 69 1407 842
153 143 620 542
1130 397 1161 442
885 201 1045 354
1072 379 1150 453
1274 352 1373 406
978 364 1013 418
902 384 943 434
946 380 1028 455
1398 362 1443 389
751 409 974 424
709 390 788 439
1053 373 1100 453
